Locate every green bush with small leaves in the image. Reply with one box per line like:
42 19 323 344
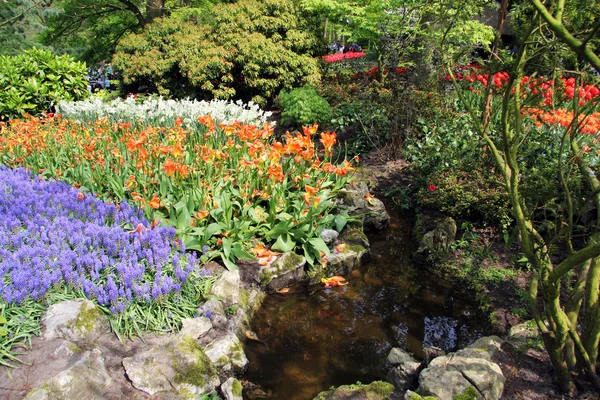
0 48 88 120
278 86 331 127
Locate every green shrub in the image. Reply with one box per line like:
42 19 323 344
278 86 331 126
114 0 321 106
0 49 88 120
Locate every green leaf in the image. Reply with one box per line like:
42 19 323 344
335 214 348 232
309 237 330 255
271 234 296 252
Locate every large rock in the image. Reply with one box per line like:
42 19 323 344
221 377 244 400
122 335 220 397
204 333 248 375
386 348 423 392
313 381 395 400
24 349 112 400
179 317 212 339
210 270 242 307
325 244 369 276
42 299 109 343
416 217 457 257
256 252 306 290
414 336 505 400
337 182 390 231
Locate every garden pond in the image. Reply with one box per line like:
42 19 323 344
243 214 486 399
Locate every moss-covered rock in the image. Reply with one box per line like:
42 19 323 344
122 335 219 397
42 299 109 343
336 181 390 231
256 251 306 290
313 380 394 400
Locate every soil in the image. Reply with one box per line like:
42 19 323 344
357 150 596 400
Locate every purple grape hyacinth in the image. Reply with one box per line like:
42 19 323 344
0 167 198 311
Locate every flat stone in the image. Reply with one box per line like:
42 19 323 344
42 299 109 343
179 317 212 339
24 349 112 400
221 377 243 400
209 270 241 307
204 333 248 374
454 336 503 361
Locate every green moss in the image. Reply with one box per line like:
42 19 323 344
314 381 394 400
258 252 304 287
453 386 478 400
67 342 83 354
344 244 366 254
173 335 216 388
231 378 243 397
240 288 250 309
341 228 369 246
73 301 102 333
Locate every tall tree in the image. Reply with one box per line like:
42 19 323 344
0 0 53 55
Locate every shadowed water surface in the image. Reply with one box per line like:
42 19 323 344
243 215 485 399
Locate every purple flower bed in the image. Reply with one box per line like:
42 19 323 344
0 167 197 313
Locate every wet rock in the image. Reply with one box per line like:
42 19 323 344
339 226 370 249
221 377 244 400
24 349 112 400
414 336 505 400
242 380 274 400
313 380 395 400
324 245 368 277
416 217 457 258
204 332 248 375
320 229 339 244
122 335 219 397
198 298 228 330
386 348 423 392
422 345 445 366
179 317 212 339
42 299 109 343
256 252 306 290
337 181 390 231
210 270 241 307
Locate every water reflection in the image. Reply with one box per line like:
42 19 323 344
243 215 484 399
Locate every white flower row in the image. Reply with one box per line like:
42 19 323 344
57 96 273 127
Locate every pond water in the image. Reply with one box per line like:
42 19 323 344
243 214 485 399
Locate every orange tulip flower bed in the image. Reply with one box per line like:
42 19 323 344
0 115 354 269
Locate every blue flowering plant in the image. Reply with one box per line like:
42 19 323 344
0 167 215 366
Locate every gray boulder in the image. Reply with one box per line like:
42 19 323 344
24 349 112 400
386 348 423 392
336 182 390 231
122 335 219 397
42 299 109 343
416 217 457 256
221 377 244 400
210 270 241 307
321 229 340 245
256 252 306 290
204 332 248 375
415 336 505 400
227 287 266 337
179 317 213 339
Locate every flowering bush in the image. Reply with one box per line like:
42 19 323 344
0 116 354 269
57 97 273 127
322 52 367 63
